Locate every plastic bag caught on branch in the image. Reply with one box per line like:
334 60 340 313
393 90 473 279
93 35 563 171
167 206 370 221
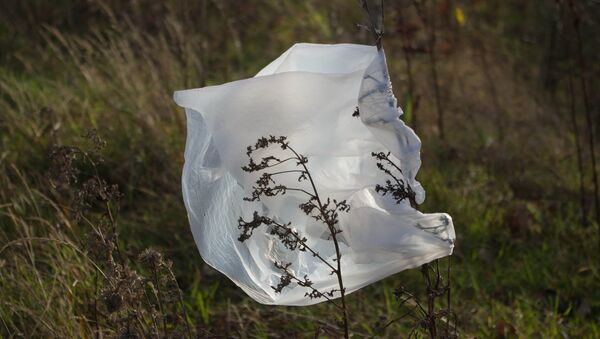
174 43 455 306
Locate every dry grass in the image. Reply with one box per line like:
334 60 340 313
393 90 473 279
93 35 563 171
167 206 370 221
1 0 599 337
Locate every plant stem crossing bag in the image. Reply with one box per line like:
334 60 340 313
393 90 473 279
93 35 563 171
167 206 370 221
174 43 455 306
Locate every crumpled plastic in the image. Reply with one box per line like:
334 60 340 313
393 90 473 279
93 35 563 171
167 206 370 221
174 43 455 306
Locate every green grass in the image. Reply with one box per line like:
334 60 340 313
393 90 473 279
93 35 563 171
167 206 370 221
1 0 599 337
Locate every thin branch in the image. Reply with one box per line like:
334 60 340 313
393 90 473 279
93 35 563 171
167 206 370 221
269 220 337 273
290 276 341 309
380 305 420 331
413 0 445 140
240 136 351 338
567 0 599 226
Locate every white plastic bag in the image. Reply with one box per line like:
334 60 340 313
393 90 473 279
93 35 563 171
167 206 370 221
174 43 455 306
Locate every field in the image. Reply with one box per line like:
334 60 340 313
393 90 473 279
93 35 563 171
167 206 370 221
1 1 599 337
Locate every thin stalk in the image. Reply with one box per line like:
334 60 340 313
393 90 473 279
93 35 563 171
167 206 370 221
330 228 349 339
380 305 420 331
280 266 343 310
143 288 160 335
445 257 452 337
568 0 599 226
421 263 437 338
242 138 351 337
568 74 587 227
414 0 445 140
94 270 99 339
270 221 337 273
397 289 428 317
165 268 193 338
260 157 300 169
151 264 168 336
287 145 349 338
280 187 317 198
362 0 385 51
402 41 418 132
479 42 505 142
430 44 444 141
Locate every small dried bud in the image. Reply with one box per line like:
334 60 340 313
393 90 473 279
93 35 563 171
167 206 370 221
102 289 124 313
138 248 164 268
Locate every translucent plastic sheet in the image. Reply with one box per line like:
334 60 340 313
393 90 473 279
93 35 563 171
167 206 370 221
174 43 455 306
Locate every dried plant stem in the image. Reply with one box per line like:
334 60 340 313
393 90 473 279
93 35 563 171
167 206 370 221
362 0 385 51
269 220 336 273
429 45 444 140
165 268 193 338
150 262 168 336
43 131 194 337
421 263 437 338
94 270 100 339
286 146 350 338
332 236 349 339
445 257 452 337
567 74 587 227
276 263 342 309
143 288 160 335
381 305 420 331
402 39 418 132
568 0 599 227
478 42 505 142
372 151 455 336
240 136 351 338
393 2 419 130
414 0 445 140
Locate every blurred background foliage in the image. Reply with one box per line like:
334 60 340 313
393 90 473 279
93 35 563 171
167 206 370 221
0 0 599 337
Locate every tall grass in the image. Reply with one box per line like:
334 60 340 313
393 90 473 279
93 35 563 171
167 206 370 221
1 0 599 337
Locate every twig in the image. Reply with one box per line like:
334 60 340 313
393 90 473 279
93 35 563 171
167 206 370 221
285 144 351 339
568 73 587 227
414 0 445 140
240 136 351 338
445 257 452 337
362 0 385 50
397 7 419 132
567 0 600 227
